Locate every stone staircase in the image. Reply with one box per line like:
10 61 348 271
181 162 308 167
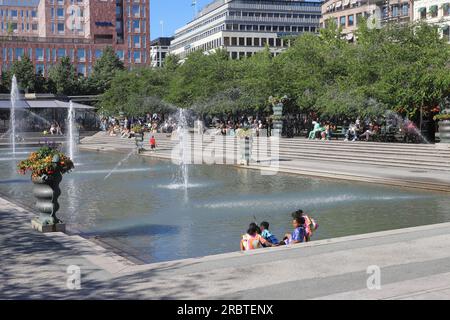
0 131 97 148
81 132 450 172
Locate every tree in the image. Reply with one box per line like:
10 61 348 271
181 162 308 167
48 57 78 96
10 55 36 93
89 46 125 94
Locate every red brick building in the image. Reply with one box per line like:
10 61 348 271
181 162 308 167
0 0 151 76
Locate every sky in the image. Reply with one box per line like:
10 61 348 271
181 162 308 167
150 0 209 40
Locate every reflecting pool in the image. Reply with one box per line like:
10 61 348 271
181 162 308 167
1 148 450 263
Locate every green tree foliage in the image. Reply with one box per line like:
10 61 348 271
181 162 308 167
48 57 78 96
89 46 125 94
10 55 36 93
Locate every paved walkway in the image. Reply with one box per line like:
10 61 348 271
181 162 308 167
2 196 450 300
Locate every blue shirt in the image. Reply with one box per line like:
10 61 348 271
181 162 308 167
290 227 306 243
261 229 279 245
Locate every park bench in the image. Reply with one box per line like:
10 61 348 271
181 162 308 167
331 126 347 140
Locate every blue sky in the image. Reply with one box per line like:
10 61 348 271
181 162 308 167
151 0 208 40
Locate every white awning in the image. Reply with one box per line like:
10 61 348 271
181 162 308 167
0 100 94 110
343 0 350 6
350 0 359 4
335 1 342 9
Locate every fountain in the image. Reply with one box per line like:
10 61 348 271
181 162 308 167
176 108 190 192
10 75 19 157
67 100 77 160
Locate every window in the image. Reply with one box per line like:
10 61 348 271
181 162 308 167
57 23 64 32
134 51 141 63
132 5 140 17
57 49 66 58
15 48 24 60
133 20 140 32
57 8 64 18
77 48 85 61
36 48 44 61
77 64 86 76
36 64 44 75
95 50 102 59
348 15 354 26
116 50 124 60
419 8 427 20
340 16 346 27
133 35 140 48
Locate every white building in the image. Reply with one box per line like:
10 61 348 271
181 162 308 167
170 0 322 60
413 0 450 41
150 37 173 68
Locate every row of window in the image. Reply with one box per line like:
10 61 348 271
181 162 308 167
1 49 147 75
418 5 450 19
172 21 317 52
180 35 296 58
228 50 282 60
0 21 37 32
225 23 317 32
229 11 320 20
224 36 292 48
0 9 37 18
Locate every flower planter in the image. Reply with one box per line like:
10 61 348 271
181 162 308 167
31 172 65 233
439 120 450 144
17 145 73 233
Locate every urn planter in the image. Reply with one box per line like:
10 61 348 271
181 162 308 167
17 145 74 233
31 172 66 233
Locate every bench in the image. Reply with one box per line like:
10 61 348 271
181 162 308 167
330 126 347 140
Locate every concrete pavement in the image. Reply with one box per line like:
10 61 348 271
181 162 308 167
2 196 450 300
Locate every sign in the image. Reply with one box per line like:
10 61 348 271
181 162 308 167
95 22 114 27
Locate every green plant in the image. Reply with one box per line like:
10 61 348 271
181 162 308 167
236 128 253 138
132 124 143 133
434 114 450 121
17 146 74 178
270 115 285 121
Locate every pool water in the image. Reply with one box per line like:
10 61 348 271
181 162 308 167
1 147 450 263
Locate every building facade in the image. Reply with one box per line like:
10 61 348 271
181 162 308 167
413 0 450 41
170 0 322 60
150 36 173 67
0 0 151 76
321 0 412 39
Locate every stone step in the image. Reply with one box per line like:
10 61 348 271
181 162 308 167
159 142 450 169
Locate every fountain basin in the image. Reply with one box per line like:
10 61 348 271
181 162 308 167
1 149 450 263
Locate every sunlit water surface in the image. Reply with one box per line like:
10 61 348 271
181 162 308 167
1 148 449 263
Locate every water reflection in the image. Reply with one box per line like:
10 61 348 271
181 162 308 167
0 148 449 263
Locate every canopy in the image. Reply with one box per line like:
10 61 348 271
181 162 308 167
343 0 350 6
335 1 342 8
0 100 95 110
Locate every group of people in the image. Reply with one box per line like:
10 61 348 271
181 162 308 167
214 118 271 137
44 122 63 135
240 210 318 251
